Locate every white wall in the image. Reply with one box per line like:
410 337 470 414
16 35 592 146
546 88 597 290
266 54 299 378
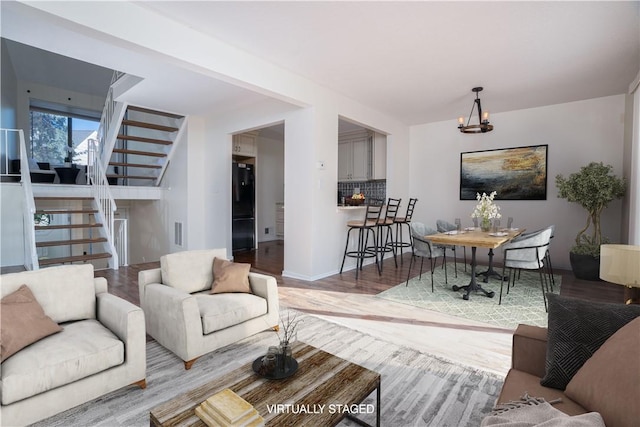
409 95 627 269
629 75 640 244
256 134 284 242
1 39 18 173
0 184 24 267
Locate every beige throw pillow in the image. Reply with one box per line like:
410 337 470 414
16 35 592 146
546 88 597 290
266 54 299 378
211 258 252 294
1 284 62 362
565 317 640 427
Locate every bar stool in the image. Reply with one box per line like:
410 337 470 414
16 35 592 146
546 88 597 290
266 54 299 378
391 198 418 264
339 199 384 279
369 197 401 272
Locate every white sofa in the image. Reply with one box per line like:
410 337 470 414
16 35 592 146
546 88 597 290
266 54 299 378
138 249 280 369
0 264 146 426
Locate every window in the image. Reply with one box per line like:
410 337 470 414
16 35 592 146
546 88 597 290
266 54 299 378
30 103 100 166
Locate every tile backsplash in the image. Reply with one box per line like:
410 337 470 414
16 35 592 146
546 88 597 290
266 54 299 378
338 180 387 202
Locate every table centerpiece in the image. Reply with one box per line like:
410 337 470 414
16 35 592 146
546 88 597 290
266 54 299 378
471 191 502 232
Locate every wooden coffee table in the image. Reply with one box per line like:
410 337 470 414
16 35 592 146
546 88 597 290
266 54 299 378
150 342 381 427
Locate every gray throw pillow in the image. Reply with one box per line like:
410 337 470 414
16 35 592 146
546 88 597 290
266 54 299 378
540 293 640 390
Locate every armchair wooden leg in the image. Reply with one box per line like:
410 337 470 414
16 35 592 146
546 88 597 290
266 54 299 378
133 379 147 389
272 325 280 332
184 358 199 370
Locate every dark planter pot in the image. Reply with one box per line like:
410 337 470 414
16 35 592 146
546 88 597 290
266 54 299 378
569 252 601 281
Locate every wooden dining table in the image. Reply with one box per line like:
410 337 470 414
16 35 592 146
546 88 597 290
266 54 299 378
425 228 524 300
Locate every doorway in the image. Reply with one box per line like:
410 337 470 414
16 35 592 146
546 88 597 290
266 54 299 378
231 123 285 273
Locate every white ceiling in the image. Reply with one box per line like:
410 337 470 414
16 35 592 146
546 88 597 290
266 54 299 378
139 1 639 125
2 1 638 127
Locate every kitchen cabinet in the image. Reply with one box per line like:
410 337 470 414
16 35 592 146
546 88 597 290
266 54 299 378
338 130 386 182
232 132 257 157
338 137 369 181
275 203 284 239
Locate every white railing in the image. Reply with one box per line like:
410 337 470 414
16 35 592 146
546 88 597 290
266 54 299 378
2 129 39 270
1 128 18 178
114 218 128 267
88 138 119 269
96 73 118 161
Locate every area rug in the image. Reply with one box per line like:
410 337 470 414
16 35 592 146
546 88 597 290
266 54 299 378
377 263 561 330
33 310 503 427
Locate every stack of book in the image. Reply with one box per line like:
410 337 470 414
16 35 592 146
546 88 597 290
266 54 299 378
195 388 264 427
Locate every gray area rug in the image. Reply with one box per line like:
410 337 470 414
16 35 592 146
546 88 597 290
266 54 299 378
33 310 503 427
377 262 561 330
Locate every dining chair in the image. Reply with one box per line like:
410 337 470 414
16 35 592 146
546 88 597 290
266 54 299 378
436 219 467 275
513 225 556 292
499 226 554 311
340 198 384 279
405 222 447 291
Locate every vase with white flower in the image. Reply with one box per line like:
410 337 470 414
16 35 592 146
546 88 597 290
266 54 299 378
471 191 502 232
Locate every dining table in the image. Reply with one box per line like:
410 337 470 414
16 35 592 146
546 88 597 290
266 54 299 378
425 227 524 300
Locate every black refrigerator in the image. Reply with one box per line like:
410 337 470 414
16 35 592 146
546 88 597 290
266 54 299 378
232 162 255 251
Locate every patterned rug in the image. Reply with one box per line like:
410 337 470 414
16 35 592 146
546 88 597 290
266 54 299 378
377 262 561 329
32 310 503 427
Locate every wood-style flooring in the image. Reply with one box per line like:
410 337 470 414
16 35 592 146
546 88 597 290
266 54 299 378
3 240 624 376
90 241 623 376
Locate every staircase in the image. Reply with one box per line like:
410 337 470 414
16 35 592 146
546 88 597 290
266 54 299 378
33 196 112 268
107 106 185 186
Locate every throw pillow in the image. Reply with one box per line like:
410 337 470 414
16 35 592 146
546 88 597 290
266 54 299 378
211 257 252 294
0 284 62 362
541 293 640 390
565 317 640 427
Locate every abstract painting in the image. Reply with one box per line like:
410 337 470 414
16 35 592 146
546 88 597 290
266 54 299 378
460 145 548 200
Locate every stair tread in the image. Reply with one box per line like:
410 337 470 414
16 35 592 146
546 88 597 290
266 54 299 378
112 148 167 157
109 161 162 169
36 223 103 230
36 237 108 247
116 134 172 145
127 105 183 119
39 253 112 266
107 175 157 180
122 119 178 132
35 209 98 214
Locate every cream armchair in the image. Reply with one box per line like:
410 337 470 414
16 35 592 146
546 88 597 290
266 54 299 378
0 264 146 426
138 249 279 369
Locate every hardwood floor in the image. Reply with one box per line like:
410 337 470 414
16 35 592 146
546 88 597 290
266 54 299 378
4 241 624 375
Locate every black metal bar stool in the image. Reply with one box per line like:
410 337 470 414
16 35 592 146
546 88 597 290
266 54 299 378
390 198 418 264
367 197 401 272
339 199 384 279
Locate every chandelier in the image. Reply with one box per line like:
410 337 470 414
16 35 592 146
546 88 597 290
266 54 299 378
457 87 493 134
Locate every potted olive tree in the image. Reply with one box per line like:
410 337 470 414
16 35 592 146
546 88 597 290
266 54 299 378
555 162 625 280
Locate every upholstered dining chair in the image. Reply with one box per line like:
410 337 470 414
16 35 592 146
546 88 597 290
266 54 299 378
513 225 556 292
405 222 447 291
436 219 467 276
499 226 554 311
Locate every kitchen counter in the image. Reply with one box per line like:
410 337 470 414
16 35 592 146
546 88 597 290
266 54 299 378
337 204 366 210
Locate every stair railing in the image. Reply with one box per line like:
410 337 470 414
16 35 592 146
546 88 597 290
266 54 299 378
97 71 127 169
88 138 119 269
4 128 39 270
114 218 129 267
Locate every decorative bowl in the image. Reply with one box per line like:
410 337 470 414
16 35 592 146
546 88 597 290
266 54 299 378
345 197 365 206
